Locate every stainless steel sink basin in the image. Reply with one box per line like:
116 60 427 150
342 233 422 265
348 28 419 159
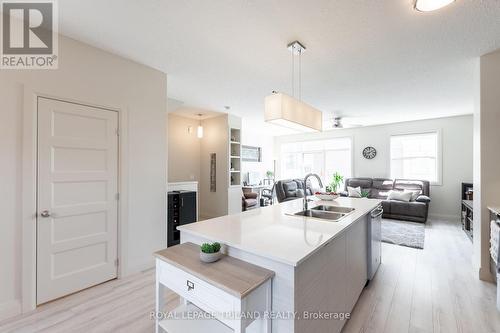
291 210 346 222
311 205 355 214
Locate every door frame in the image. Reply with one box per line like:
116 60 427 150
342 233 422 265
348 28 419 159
21 85 129 312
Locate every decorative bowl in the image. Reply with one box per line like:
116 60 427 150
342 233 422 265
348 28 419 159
315 193 339 201
200 251 222 263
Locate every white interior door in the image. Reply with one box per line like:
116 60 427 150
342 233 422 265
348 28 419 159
37 97 118 305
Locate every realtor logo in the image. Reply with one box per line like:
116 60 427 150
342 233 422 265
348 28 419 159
1 0 58 69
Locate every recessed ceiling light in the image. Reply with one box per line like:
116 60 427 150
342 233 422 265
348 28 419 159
414 0 455 12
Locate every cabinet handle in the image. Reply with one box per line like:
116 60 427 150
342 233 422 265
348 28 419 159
181 198 184 207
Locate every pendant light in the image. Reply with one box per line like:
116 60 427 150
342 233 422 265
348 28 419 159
414 0 455 12
264 41 323 132
197 113 203 138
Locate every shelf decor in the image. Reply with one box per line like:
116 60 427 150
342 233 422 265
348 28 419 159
242 145 262 162
210 153 216 192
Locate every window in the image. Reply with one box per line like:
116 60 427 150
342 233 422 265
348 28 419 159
280 137 352 187
390 132 441 184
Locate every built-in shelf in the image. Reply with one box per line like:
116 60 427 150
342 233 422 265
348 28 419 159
461 183 473 242
229 127 242 187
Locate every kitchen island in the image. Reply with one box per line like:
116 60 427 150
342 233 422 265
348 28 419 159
178 197 382 333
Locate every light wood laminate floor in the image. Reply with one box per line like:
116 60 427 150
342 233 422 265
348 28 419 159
1 218 498 333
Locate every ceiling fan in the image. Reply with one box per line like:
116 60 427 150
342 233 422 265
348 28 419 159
326 112 363 130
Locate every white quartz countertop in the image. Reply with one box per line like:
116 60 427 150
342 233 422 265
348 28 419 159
178 197 382 267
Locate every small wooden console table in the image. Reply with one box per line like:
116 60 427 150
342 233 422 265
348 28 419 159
154 242 274 332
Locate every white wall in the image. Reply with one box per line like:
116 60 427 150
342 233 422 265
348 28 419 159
167 114 201 182
0 35 167 319
474 49 500 281
274 115 473 219
199 115 229 218
240 117 276 183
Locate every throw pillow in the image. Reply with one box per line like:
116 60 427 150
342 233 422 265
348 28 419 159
387 190 412 202
404 189 420 201
347 186 362 198
415 195 431 203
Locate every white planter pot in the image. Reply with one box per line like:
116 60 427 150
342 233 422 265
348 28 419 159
200 251 222 263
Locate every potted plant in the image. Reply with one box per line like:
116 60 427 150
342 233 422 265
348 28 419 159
361 189 370 198
200 242 222 263
328 172 344 193
266 170 274 179
315 172 344 200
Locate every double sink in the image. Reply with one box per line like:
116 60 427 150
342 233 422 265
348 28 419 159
291 205 355 222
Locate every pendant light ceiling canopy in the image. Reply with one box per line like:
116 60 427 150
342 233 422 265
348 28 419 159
414 0 455 12
264 41 323 132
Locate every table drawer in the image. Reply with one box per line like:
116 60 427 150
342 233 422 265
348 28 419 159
158 260 236 325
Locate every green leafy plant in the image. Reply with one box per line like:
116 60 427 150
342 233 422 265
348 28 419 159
361 190 370 198
201 242 221 254
328 172 344 193
266 170 274 179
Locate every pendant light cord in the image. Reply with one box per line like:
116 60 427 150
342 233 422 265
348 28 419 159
290 43 303 100
291 46 295 98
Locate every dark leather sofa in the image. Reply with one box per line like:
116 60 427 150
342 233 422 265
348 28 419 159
342 178 431 223
275 179 314 203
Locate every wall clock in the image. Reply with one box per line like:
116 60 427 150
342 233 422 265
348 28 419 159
363 146 377 159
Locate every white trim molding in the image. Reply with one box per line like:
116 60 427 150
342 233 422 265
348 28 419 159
389 129 443 186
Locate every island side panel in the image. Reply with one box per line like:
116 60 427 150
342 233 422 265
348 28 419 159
180 232 296 333
346 214 368 311
294 232 348 333
294 214 369 333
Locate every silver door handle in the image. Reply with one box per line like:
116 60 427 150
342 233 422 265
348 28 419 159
40 210 51 218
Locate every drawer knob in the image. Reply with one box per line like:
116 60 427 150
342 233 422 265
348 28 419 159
187 280 195 291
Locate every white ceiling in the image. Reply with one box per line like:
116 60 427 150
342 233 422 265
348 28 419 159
59 0 500 131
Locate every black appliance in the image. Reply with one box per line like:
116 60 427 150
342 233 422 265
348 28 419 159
167 191 197 247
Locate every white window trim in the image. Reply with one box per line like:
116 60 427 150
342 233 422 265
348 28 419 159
389 129 442 186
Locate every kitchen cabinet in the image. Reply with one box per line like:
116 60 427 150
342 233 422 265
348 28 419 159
179 191 196 225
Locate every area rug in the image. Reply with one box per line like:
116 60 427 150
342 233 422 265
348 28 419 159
381 218 425 249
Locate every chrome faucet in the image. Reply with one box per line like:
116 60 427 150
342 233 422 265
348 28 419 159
303 173 323 211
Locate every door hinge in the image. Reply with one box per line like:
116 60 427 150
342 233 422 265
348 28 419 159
114 258 119 267
115 193 120 200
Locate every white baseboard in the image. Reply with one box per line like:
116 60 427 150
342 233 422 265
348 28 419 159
0 299 21 322
428 213 460 221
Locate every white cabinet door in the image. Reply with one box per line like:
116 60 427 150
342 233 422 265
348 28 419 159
37 98 118 304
